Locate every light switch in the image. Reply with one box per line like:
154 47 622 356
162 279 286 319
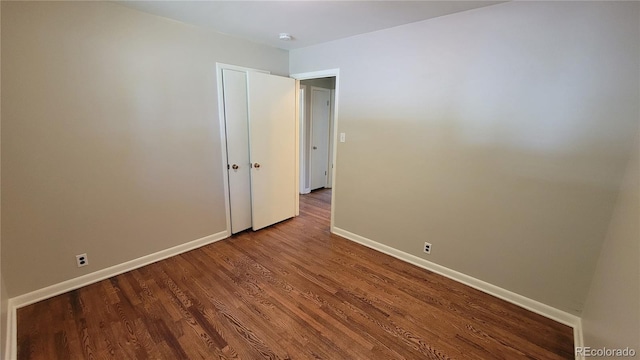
340 133 346 143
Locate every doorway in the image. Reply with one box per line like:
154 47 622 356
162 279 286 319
299 78 336 193
293 70 339 232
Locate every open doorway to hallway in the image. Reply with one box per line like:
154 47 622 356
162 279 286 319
299 77 336 194
298 77 336 226
292 69 339 231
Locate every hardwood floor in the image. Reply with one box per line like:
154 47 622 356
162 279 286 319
17 189 574 359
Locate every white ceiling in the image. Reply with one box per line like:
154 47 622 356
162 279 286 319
115 1 503 50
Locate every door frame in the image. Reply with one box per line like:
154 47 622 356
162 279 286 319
328 89 336 188
216 63 270 237
298 85 310 194
290 69 340 233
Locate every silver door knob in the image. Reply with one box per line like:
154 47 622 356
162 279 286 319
231 164 239 170
254 163 261 168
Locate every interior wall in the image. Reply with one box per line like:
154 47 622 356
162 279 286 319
1 1 288 297
0 1 7 355
581 135 639 353
290 1 639 314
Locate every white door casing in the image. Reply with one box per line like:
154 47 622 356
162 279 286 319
222 69 252 234
327 89 336 188
290 69 340 234
247 72 297 230
310 87 331 190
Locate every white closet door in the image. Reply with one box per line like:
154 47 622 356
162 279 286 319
247 72 297 230
222 69 252 234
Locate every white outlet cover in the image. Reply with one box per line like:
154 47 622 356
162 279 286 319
76 253 89 267
423 242 431 254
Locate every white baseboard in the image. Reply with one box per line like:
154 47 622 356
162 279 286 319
573 318 584 360
4 299 16 360
332 227 583 358
4 228 584 359
4 230 228 360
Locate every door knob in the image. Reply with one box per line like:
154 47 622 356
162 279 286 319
254 163 261 168
231 164 239 170
313 146 317 150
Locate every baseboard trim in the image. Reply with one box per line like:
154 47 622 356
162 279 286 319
573 318 585 360
332 227 583 355
5 230 229 359
5 228 583 359
5 299 16 360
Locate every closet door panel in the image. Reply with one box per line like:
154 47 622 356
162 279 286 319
247 72 297 230
222 69 252 234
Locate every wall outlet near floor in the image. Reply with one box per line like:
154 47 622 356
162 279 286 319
423 242 432 254
76 253 88 267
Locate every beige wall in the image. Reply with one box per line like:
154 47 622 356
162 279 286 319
1 1 288 297
0 1 7 355
581 136 639 354
290 1 639 314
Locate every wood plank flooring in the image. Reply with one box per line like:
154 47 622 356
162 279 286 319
17 189 574 359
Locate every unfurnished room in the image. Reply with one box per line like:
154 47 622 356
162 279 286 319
0 1 638 359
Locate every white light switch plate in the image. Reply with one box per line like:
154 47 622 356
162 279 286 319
340 133 346 143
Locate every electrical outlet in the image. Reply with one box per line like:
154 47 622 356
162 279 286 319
423 242 432 254
76 253 88 267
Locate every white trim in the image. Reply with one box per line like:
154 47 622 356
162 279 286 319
332 226 584 357
574 318 585 360
5 230 228 359
10 231 227 308
3 226 585 359
216 63 270 75
298 85 310 194
327 89 336 189
5 299 16 360
290 69 340 232
294 79 300 216
291 69 340 80
216 63 270 236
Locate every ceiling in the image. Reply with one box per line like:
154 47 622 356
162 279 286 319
115 1 503 50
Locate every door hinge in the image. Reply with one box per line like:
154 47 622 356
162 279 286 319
327 100 330 106
325 171 327 175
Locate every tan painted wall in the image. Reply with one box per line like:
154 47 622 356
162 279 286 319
0 1 7 355
582 136 639 354
290 1 639 314
1 1 288 297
